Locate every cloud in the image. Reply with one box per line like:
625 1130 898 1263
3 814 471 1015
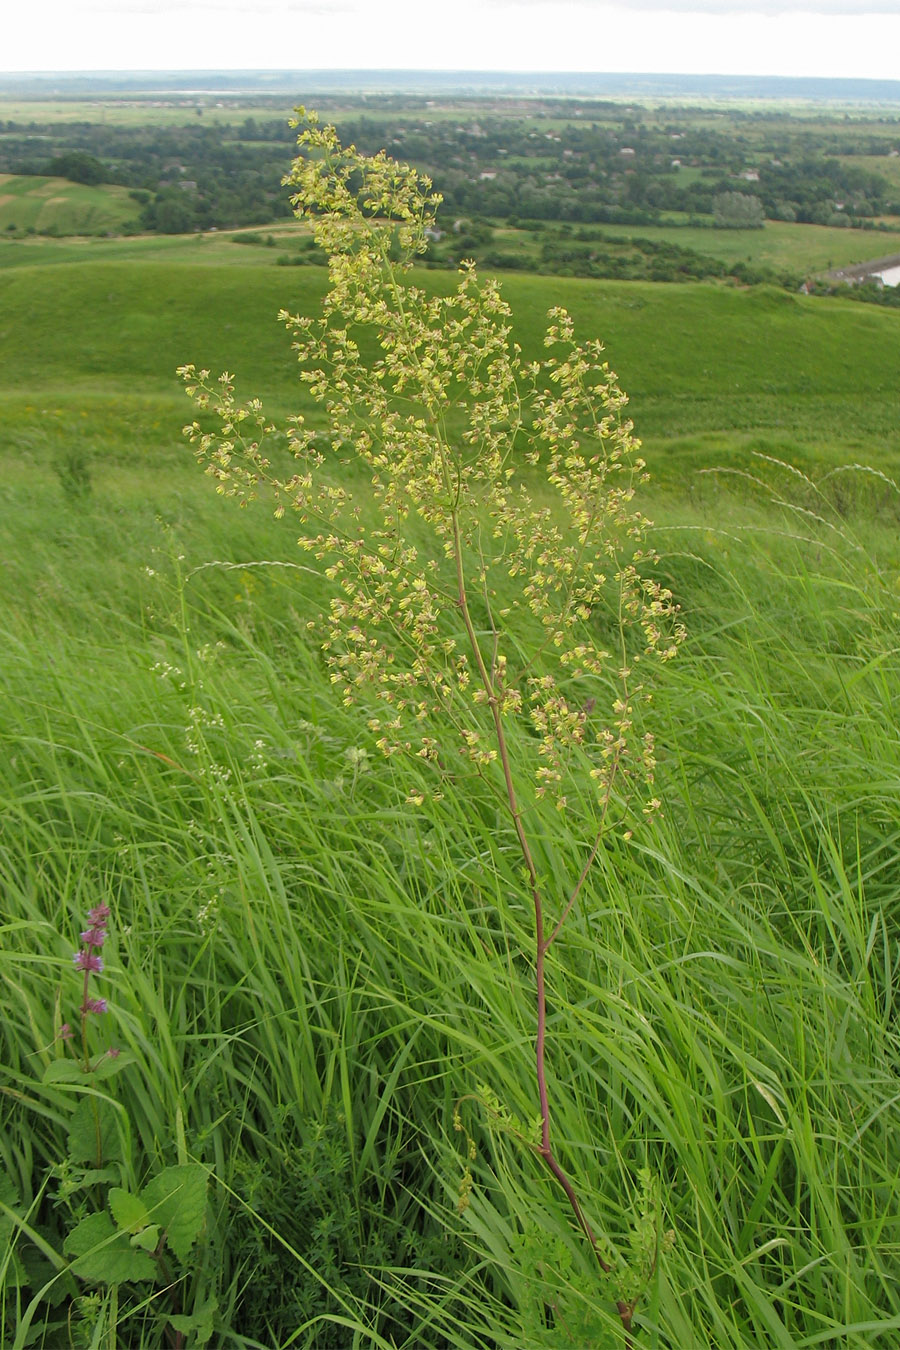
12 0 900 80
80 0 352 13
484 0 898 13
639 0 897 11
71 0 900 14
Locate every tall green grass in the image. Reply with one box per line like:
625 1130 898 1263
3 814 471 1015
2 236 900 1344
2 451 899 1346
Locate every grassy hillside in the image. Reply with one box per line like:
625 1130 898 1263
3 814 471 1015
0 173 140 235
0 226 306 270
589 217 900 275
3 228 900 1347
841 154 900 193
1 254 898 508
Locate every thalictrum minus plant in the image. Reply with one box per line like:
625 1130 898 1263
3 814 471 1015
180 109 684 1340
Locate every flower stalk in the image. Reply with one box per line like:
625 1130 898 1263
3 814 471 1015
66 904 112 1072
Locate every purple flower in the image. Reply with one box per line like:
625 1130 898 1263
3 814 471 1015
107 1047 121 1059
60 905 117 1073
73 951 104 973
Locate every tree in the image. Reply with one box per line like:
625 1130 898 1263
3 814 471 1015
712 190 765 229
46 150 106 186
142 192 195 234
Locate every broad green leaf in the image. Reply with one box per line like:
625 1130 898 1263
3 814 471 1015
89 1051 135 1082
19 1316 70 1346
0 1172 18 1208
131 1224 160 1252
167 1294 218 1346
43 1053 134 1087
67 1097 122 1165
0 1172 21 1281
109 1188 149 1234
77 1167 121 1187
0 1185 33 1297
141 1164 208 1263
64 1212 156 1285
42 1058 92 1086
21 1251 68 1306
0 1243 27 1291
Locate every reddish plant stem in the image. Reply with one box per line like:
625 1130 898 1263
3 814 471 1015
451 510 633 1344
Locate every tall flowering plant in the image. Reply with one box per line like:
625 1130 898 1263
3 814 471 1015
41 904 210 1344
180 110 683 1336
61 903 117 1073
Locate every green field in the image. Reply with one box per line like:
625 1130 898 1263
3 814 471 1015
589 217 900 275
0 223 310 269
0 97 298 126
0 173 140 235
843 153 900 192
1 239 898 479
3 178 900 1349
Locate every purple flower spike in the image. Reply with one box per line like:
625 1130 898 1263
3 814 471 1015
59 1023 74 1040
83 997 108 1015
87 904 111 924
73 951 104 973
79 925 107 948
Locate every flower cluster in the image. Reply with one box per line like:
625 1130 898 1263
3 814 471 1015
180 112 684 833
74 904 109 1005
61 904 114 1068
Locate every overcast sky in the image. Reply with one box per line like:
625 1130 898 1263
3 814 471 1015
5 0 899 83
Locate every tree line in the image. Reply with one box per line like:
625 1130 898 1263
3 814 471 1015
0 98 898 239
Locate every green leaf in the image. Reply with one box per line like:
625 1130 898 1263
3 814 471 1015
167 1294 218 1345
0 1181 25 1282
5 1254 27 1289
0 1171 18 1208
43 1053 135 1087
141 1164 208 1263
109 1188 149 1235
67 1097 122 1166
0 1246 27 1290
21 1251 68 1305
20 1316 71 1347
77 1167 121 1187
89 1051 135 1082
43 1058 93 1086
64 1212 156 1285
130 1224 160 1252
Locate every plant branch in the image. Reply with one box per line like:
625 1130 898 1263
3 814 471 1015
449 504 634 1335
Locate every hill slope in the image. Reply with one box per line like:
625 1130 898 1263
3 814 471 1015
0 174 140 235
1 259 898 489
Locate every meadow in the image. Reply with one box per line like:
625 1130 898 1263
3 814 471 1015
0 98 298 127
576 218 900 277
0 174 141 237
2 174 900 1350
